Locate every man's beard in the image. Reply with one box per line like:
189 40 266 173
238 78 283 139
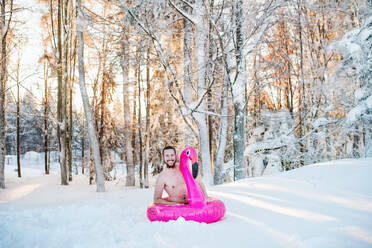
165 160 176 168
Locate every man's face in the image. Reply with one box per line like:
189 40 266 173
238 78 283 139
163 149 176 168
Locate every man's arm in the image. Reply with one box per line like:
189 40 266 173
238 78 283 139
153 175 184 205
155 198 186 205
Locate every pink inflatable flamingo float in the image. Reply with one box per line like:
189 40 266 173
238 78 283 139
147 146 225 223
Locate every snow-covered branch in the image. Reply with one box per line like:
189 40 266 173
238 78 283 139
168 0 195 25
2 0 13 39
118 2 200 138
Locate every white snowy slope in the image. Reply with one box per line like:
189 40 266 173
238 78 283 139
0 158 372 248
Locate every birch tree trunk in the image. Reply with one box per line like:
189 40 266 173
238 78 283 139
214 73 229 185
232 0 247 180
194 0 213 186
183 2 194 147
76 0 105 192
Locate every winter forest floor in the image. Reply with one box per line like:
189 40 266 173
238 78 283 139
1 158 372 248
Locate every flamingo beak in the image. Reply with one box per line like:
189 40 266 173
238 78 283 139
192 162 199 179
188 150 198 179
185 147 199 178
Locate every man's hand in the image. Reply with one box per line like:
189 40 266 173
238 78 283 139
196 175 208 199
154 198 187 205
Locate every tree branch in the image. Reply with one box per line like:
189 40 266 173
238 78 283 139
179 0 194 10
118 2 199 137
168 0 195 25
3 0 13 39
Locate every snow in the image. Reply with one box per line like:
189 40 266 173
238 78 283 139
331 9 372 125
345 43 361 54
5 152 60 173
346 94 372 122
245 134 295 154
312 117 331 129
1 157 372 248
359 28 372 43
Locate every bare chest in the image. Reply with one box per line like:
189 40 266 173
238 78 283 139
163 173 187 199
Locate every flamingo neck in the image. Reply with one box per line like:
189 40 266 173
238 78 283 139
180 155 205 207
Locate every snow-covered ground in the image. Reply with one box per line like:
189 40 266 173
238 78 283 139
1 158 372 248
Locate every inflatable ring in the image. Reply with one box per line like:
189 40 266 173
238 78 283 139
147 147 226 223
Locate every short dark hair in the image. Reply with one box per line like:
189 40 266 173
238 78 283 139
162 146 176 156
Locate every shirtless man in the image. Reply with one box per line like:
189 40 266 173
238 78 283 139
153 146 208 205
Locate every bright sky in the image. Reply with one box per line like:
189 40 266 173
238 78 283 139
10 0 129 115
8 1 47 107
8 1 153 117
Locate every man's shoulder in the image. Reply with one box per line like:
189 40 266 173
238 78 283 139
156 169 167 181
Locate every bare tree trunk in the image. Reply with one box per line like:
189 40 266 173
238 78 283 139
88 149 94 185
353 127 360 157
182 2 194 147
81 117 85 175
206 0 216 177
44 61 49 175
120 39 135 186
16 52 21 177
144 43 151 188
0 1 5 189
64 0 73 182
99 75 111 180
68 58 74 181
99 36 106 180
76 0 105 192
297 0 305 167
67 85 72 181
132 67 138 182
57 0 68 185
214 73 229 185
70 33 77 177
0 0 13 189
194 0 213 186
99 69 107 180
232 0 246 181
67 33 75 181
137 58 143 188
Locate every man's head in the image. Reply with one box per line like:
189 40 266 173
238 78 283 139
163 146 177 168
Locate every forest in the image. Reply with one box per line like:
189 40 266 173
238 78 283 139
1 1 372 247
0 0 371 191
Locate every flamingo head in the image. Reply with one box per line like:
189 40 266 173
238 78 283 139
180 146 199 179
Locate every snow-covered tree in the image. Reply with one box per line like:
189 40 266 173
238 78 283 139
331 5 372 156
76 0 105 192
0 0 14 188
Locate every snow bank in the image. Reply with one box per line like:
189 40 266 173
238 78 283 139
5 152 59 173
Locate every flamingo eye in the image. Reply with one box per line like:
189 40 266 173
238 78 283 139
186 150 190 156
